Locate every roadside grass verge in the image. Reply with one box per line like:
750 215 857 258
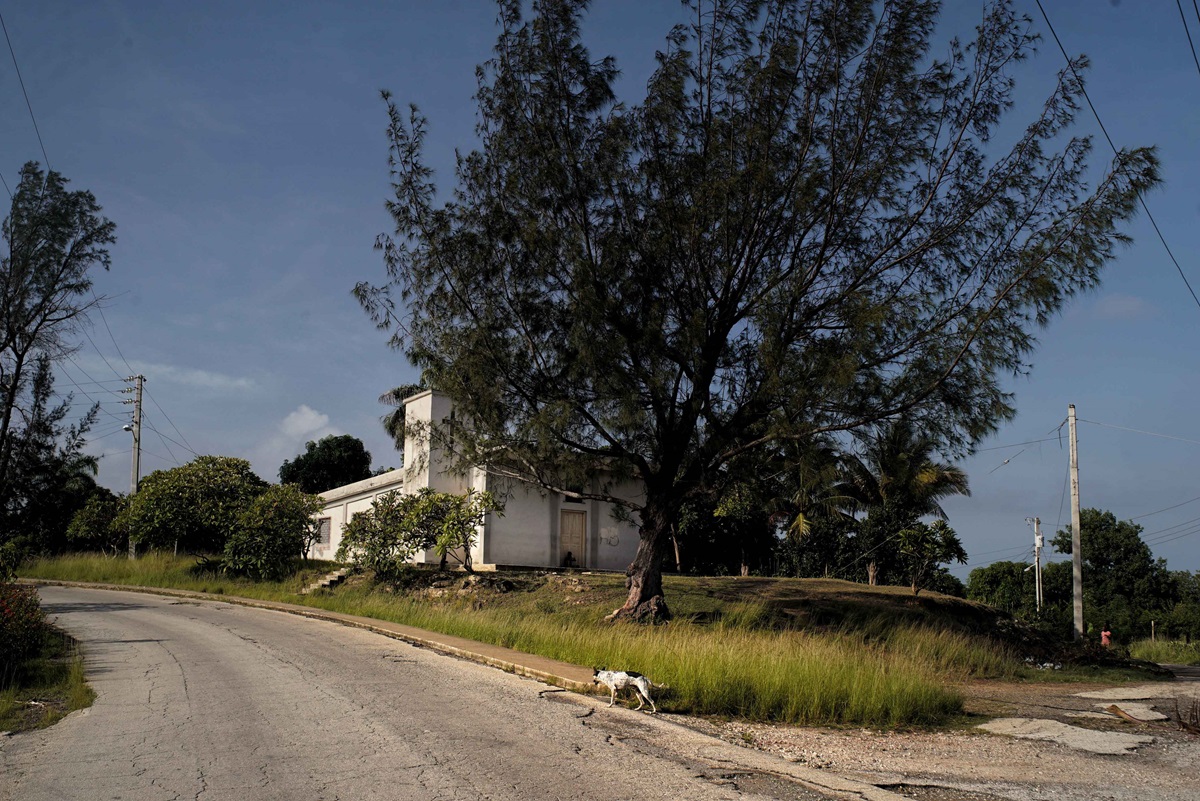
0 628 95 733
21 553 1040 726
1130 638 1200 666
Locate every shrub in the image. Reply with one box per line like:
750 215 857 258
223 484 325 581
124 456 267 554
336 491 420 581
335 488 503 579
66 489 128 556
0 582 47 683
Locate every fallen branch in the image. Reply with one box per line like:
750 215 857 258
1106 704 1151 725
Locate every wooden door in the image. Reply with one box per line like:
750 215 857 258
559 510 586 568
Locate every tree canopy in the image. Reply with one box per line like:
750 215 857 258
279 434 373 494
358 0 1159 619
124 456 268 554
1052 508 1175 642
1 162 115 556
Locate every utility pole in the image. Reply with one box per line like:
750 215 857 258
123 374 144 559
1068 403 1084 641
1026 517 1044 613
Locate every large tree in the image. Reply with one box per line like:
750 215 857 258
1052 508 1175 642
358 0 1158 619
1 161 115 540
279 434 373 493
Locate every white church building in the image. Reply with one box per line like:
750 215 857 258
307 389 644 571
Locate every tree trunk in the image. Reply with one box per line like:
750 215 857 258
867 561 878 586
607 505 673 622
670 526 682 573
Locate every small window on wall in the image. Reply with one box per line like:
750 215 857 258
563 494 584 504
317 517 331 546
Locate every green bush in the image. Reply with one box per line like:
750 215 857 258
223 485 325 581
124 456 267 554
66 489 127 556
1 582 47 684
336 491 421 581
335 488 503 578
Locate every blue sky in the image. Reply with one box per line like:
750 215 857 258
3 1 1200 577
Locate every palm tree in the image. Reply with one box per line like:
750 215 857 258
378 382 425 452
841 419 971 584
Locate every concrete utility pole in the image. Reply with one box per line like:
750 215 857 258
124 374 144 559
1068 404 1084 641
1026 517 1044 613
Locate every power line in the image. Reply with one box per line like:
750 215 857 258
1130 494 1200 520
0 10 49 170
91 291 136 374
1034 0 1200 312
1078 418 1200 447
975 435 1062 453
1179 0 1200 81
949 546 1033 574
142 417 188 464
142 418 197 458
143 386 197 455
81 327 127 382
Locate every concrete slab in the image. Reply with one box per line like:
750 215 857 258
978 717 1155 755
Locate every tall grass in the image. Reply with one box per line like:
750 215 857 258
303 590 966 725
22 554 1027 726
1130 638 1200 666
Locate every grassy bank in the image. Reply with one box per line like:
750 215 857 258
22 553 1031 727
0 627 95 733
1130 638 1200 666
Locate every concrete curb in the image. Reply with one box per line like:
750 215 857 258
26 578 910 801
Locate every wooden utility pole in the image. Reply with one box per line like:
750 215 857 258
1069 404 1084 641
124 374 144 559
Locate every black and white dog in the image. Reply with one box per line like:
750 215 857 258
592 668 657 714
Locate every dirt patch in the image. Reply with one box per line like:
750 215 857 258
678 672 1200 801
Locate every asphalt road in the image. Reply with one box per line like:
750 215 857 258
1 586 855 801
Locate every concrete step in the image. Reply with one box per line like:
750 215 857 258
300 567 351 595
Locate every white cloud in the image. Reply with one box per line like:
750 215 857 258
248 404 341 480
281 404 332 439
70 354 257 393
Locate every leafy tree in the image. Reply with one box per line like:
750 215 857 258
124 456 267 554
1 162 115 515
335 490 424 581
336 487 502 577
66 487 127 557
898 519 967 596
1 355 99 557
776 515 857 579
223 484 325 580
428 488 502 573
279 434 373 493
1166 571 1200 643
967 560 1037 617
357 0 1158 619
1052 508 1175 643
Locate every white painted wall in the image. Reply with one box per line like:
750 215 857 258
310 390 648 572
307 470 405 561
484 476 555 567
